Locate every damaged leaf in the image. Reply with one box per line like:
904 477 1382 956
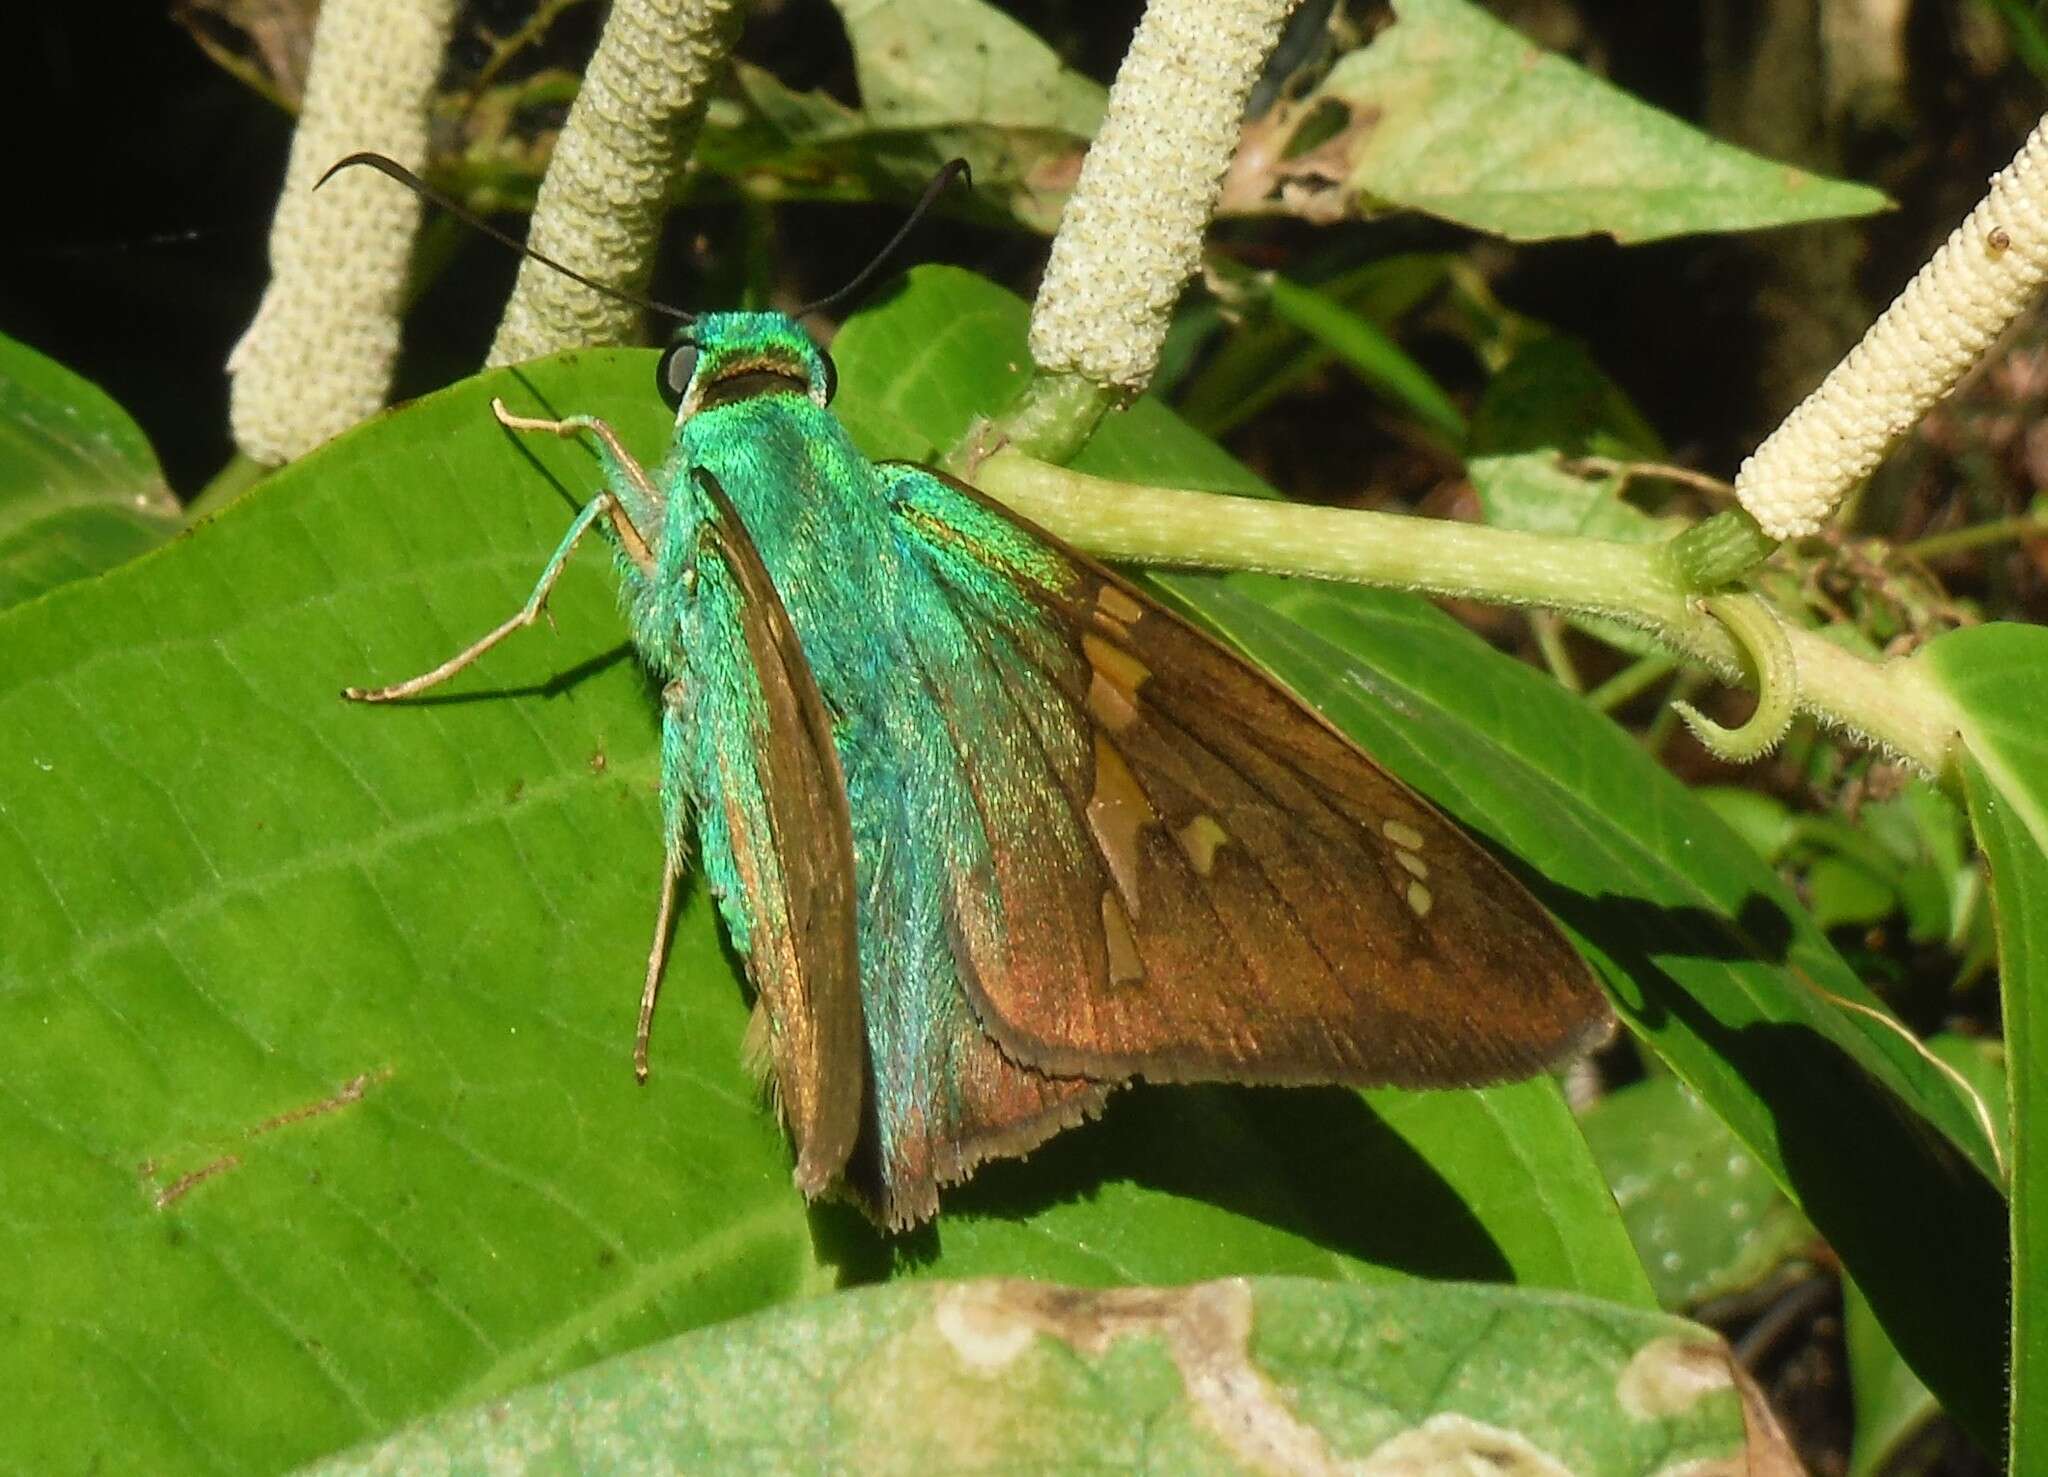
1219 0 1886 241
304 1277 1799 1475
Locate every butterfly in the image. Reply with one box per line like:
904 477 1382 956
337 155 1612 1229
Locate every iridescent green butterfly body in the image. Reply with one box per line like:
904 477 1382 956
343 161 1611 1229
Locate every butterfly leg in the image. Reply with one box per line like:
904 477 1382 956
344 490 621 702
492 399 656 573
635 678 692 1082
633 853 684 1084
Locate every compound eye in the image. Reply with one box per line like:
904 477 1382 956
656 339 699 410
817 350 839 406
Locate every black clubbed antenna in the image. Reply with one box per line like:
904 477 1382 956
316 152 695 325
791 159 972 319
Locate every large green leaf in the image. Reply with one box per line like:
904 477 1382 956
0 331 180 610
306 1278 1791 1475
1925 622 2048 1470
0 353 828 1475
836 266 2009 1445
2 281 1648 1472
1960 753 2044 1471
910 1076 1645 1296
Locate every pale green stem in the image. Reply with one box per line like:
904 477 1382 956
184 454 270 524
1900 510 2048 561
1586 654 1681 714
975 450 1967 777
945 374 1117 477
1528 611 1583 694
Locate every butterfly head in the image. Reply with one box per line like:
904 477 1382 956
657 313 838 424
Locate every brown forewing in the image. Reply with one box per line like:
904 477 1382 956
697 470 866 1196
886 466 1612 1092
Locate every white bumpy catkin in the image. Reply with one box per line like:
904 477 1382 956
1029 0 1302 392
1736 115 2048 539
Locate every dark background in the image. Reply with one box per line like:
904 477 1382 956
7 3 2035 520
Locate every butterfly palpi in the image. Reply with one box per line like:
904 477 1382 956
337 156 1612 1229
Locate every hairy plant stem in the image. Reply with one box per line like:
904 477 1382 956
974 451 1965 779
945 374 1117 477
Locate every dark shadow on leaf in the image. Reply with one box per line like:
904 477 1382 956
1708 1016 2006 1447
499 363 615 515
898 1082 1513 1283
1534 885 1797 1023
346 641 639 707
1556 881 2009 1446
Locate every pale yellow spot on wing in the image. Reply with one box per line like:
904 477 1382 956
1174 814 1229 876
1087 672 1140 734
1382 819 1426 851
1088 734 1156 917
1101 891 1145 985
1096 583 1145 626
1406 881 1434 918
1082 632 1151 696
1394 849 1429 880
1082 632 1151 734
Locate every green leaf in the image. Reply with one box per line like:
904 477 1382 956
1925 623 2048 846
1693 786 1797 863
1703 779 1989 973
304 1278 1787 1475
3 276 1649 1474
0 352 830 1475
1174 256 1453 438
1927 622 2048 1472
1845 1036 2007 1476
1466 453 1674 543
1930 1031 2010 1171
1262 273 1467 442
1241 0 1887 241
910 1077 1651 1299
1468 334 1667 471
1961 758 2044 1471
1581 1075 1815 1311
835 0 1104 134
1803 853 1899 932
1844 1271 1941 1477
0 331 180 611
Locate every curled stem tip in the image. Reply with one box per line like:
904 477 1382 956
1671 594 1799 762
